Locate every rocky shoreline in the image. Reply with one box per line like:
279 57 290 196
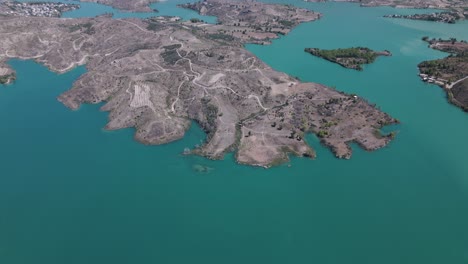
418 37 468 111
0 0 398 167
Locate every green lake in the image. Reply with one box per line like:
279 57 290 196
1 1 468 263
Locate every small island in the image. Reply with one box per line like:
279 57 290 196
418 37 468 111
304 47 391 71
384 12 461 24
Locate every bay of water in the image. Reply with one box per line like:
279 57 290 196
19 0 217 21
1 1 468 263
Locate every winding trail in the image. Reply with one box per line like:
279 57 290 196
171 79 188 113
248 94 268 111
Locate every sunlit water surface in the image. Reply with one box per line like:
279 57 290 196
1 1 468 263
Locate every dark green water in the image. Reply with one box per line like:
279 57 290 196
1 1 468 263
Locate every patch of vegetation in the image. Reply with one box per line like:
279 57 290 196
310 47 378 62
305 47 388 71
161 49 181 65
0 73 15 84
418 51 468 81
68 22 94 35
190 18 203 23
278 20 295 27
317 130 329 138
323 121 338 128
201 97 219 139
147 22 164 32
387 131 397 139
162 44 182 51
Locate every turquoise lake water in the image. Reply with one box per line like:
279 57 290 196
20 0 217 21
1 1 468 263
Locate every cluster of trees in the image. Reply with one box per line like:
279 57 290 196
317 130 329 138
419 56 467 79
190 18 203 23
423 36 460 45
146 22 163 32
305 47 378 64
68 22 94 34
201 97 219 139
278 20 294 27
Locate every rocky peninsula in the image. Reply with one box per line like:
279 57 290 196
418 37 468 111
0 0 398 167
305 47 391 71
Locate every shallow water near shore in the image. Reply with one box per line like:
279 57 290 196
1 1 468 264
